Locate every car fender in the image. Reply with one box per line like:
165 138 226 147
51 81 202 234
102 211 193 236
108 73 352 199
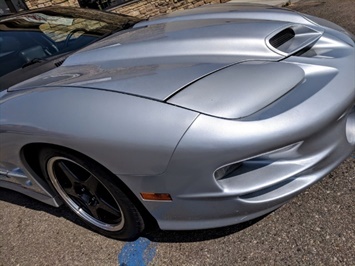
0 86 198 176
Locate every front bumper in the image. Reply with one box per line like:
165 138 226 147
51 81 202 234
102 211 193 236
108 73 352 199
129 106 354 230
122 47 355 230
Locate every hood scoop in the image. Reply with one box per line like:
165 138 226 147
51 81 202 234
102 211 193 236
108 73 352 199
269 28 295 48
267 24 323 56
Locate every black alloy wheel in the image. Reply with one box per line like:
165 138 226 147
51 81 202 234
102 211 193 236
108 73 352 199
39 148 144 240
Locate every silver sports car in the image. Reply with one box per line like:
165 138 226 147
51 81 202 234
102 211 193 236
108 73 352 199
1 3 354 240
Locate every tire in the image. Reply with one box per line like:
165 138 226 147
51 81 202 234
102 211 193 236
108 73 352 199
39 148 144 240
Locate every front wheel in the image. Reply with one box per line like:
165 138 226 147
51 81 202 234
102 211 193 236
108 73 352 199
39 148 144 240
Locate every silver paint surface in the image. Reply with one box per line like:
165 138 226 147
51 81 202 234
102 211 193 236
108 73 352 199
1 3 354 231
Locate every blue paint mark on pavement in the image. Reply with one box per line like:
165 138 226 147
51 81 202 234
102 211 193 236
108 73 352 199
118 238 156 266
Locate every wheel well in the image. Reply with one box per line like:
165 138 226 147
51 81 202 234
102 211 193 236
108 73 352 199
22 143 43 180
21 143 159 231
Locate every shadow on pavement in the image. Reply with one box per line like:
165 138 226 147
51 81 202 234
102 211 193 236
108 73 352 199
1 187 271 243
0 187 87 227
142 216 266 243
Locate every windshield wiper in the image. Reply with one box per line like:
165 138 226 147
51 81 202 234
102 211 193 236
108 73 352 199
22 58 46 68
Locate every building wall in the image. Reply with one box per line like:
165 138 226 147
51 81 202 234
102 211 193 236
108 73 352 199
24 0 229 18
25 0 79 9
112 0 230 18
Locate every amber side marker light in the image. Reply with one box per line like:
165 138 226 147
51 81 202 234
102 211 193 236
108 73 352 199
140 192 172 201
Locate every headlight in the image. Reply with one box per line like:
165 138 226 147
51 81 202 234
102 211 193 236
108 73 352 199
345 107 355 145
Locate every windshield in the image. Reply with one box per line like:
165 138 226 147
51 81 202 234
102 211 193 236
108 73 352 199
0 7 141 77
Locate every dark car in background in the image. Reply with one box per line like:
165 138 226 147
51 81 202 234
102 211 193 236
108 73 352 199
0 6 140 90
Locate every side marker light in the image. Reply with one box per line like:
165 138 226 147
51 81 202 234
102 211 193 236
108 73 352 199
140 192 172 201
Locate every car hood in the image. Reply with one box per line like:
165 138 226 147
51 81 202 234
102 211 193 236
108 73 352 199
10 4 321 101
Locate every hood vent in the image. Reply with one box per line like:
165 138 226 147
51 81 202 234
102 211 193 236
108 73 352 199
269 28 295 48
267 25 323 56
55 59 65 67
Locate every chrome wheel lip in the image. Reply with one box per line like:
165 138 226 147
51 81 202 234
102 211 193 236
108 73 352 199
47 156 124 232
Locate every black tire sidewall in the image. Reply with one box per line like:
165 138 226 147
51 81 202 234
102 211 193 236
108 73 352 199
39 147 144 240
